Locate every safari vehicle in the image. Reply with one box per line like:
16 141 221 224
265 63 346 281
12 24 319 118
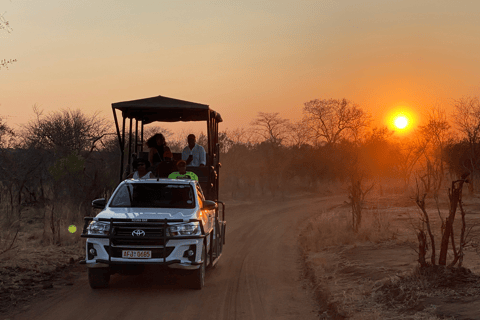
81 95 226 290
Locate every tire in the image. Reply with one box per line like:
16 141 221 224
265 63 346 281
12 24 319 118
189 249 206 290
88 267 110 289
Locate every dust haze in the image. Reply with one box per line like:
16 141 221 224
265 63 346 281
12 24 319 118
2 97 480 319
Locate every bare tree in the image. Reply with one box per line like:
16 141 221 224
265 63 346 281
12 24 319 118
22 107 111 157
143 125 174 142
0 58 16 70
391 133 431 190
250 112 290 146
227 127 255 146
218 131 233 154
1 12 17 70
0 116 15 148
439 176 469 266
414 175 473 268
453 96 480 146
0 12 12 33
414 192 437 267
286 120 310 148
347 176 374 232
452 96 480 191
302 98 371 145
416 107 453 194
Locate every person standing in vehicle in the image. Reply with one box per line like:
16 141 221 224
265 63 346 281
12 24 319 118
147 133 173 172
168 160 199 181
127 158 153 179
181 134 206 167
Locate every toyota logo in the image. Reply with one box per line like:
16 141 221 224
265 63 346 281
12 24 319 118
132 229 146 237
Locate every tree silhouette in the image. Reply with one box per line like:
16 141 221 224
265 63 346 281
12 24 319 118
250 112 290 146
0 12 16 70
22 107 110 158
303 98 371 146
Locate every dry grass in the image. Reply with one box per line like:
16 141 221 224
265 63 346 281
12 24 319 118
299 204 403 319
299 193 480 319
0 202 86 315
299 205 400 253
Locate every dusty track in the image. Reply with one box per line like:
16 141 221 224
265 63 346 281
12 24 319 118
11 195 345 320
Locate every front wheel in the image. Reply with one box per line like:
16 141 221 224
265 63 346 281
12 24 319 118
189 249 206 290
88 267 110 289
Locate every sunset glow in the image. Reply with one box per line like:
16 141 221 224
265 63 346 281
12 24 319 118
1 2 480 130
386 108 416 133
394 116 409 129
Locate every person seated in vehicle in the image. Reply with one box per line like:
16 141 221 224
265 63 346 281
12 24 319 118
181 134 206 167
147 133 173 173
127 158 154 179
168 160 199 181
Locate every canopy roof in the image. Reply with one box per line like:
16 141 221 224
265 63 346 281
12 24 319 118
112 95 222 124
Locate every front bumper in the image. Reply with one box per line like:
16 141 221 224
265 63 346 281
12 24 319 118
82 218 208 269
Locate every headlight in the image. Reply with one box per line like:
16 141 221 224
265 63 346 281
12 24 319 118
167 223 199 236
87 221 110 235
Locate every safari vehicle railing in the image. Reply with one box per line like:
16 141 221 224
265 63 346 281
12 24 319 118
112 95 223 201
216 201 226 245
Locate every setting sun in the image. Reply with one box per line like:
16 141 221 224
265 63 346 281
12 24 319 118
386 108 416 134
394 116 409 129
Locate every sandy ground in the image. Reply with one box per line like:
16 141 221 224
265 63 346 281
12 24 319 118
3 194 346 320
302 193 480 319
3 192 480 320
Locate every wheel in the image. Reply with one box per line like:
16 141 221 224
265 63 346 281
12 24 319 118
189 249 206 290
88 267 110 289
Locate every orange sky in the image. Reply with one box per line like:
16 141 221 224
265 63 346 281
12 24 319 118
2 1 480 135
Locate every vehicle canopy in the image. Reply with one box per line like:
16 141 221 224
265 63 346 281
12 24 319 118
112 95 223 201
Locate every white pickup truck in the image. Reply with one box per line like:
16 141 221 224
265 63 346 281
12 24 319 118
82 178 225 290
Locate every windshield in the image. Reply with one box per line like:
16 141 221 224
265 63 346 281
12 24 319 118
110 183 196 208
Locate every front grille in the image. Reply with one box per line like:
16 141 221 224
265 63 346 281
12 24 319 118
104 246 174 259
113 239 165 246
114 226 165 237
111 225 167 246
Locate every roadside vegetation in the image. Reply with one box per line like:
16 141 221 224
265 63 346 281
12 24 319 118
2 95 480 317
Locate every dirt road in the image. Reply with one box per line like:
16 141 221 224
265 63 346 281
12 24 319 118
11 195 345 320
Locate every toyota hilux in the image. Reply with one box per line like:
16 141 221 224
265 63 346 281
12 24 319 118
82 178 225 290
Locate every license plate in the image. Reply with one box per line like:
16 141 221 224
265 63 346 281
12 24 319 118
122 250 151 259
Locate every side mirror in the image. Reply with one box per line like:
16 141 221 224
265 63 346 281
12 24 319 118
92 198 106 209
202 200 217 210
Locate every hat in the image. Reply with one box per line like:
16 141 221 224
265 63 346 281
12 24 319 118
133 158 150 169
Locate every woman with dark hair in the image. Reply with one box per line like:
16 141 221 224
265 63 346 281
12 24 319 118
146 133 173 174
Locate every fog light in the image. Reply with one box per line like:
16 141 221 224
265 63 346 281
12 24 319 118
187 250 194 257
89 248 97 256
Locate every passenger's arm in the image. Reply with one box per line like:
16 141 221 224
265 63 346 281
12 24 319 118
181 148 188 161
199 147 206 166
148 148 155 164
183 148 193 164
164 146 173 160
